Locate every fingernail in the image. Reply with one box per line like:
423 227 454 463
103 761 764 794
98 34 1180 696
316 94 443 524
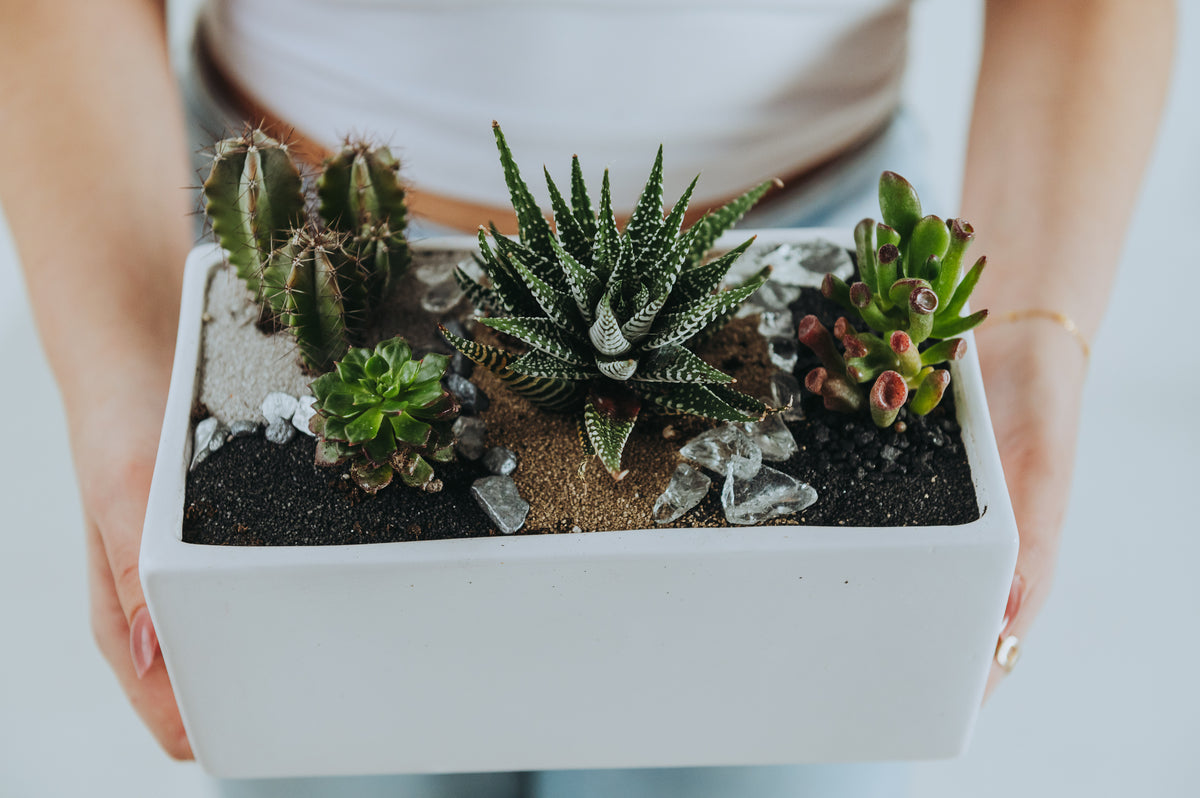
130 607 160 679
1001 573 1024 634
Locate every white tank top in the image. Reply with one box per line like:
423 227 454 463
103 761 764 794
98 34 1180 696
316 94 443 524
205 0 910 211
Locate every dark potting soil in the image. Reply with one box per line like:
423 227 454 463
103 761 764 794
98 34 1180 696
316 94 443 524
183 283 980 546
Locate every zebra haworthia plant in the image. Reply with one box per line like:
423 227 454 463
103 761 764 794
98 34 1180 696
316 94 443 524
203 128 411 372
799 171 987 427
443 123 777 479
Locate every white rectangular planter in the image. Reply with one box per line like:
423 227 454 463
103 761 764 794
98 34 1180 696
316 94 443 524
141 231 1018 779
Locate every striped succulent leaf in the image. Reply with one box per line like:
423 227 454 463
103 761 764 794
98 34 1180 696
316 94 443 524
444 123 775 478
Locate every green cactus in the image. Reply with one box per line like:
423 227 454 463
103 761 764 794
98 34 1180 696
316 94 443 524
203 129 412 372
202 128 305 299
308 337 459 494
798 171 988 426
443 123 775 479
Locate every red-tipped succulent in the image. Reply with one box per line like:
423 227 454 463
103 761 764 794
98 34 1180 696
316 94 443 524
796 171 987 427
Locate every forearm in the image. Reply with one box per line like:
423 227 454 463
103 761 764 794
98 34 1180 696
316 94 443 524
964 0 1174 339
0 0 194 425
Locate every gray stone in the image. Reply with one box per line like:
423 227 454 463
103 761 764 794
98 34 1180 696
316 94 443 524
190 417 228 470
738 413 798 462
291 395 317 437
748 280 801 313
769 373 806 422
445 372 490 414
680 425 762 480
771 239 855 287
228 419 260 438
768 337 799 372
471 475 530 534
265 419 295 445
453 416 487 460
757 309 794 339
652 463 712 524
261 391 299 424
721 465 818 525
482 446 518 476
450 352 475 378
421 278 464 313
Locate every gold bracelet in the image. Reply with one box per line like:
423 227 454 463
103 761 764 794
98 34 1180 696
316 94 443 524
988 309 1091 360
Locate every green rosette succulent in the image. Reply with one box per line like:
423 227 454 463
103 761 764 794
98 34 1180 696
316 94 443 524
443 123 776 479
308 337 458 494
798 171 988 427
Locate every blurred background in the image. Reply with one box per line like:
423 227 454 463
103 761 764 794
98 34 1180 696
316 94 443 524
1 1 1196 795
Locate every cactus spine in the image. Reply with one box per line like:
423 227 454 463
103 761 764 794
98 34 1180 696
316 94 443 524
203 129 412 373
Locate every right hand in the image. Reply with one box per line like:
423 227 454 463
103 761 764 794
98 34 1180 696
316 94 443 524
72 369 193 760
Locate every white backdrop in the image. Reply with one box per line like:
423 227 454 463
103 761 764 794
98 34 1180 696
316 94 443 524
1 2 1196 796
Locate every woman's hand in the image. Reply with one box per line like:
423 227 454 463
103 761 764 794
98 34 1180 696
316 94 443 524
70 365 193 760
974 320 1088 701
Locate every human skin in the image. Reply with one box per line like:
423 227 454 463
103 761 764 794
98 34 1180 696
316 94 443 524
0 0 1175 758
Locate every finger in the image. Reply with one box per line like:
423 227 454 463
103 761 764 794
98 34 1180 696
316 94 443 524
87 518 193 759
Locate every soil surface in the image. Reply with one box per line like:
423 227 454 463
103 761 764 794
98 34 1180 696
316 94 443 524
184 283 979 546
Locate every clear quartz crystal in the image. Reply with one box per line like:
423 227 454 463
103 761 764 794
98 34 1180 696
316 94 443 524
453 416 487 460
748 280 801 312
190 417 228 470
721 464 818 525
757 309 794 339
652 463 712 524
772 239 855 287
482 446 518 476
415 260 453 285
471 475 530 534
680 425 762 480
421 278 464 313
291 395 317 436
769 373 805 422
737 413 798 462
768 337 799 372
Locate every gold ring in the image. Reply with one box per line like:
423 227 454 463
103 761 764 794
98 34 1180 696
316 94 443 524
995 635 1021 673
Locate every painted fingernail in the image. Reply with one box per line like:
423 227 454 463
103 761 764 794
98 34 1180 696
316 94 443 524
1001 573 1024 633
130 607 160 679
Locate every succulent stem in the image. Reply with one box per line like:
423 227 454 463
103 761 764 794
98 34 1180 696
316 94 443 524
869 370 908 427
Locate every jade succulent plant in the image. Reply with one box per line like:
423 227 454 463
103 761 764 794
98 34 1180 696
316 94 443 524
308 337 458 494
798 171 987 427
203 128 410 372
443 123 777 479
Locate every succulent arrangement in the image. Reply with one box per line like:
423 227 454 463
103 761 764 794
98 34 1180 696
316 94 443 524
203 128 410 372
443 123 778 479
798 171 987 427
308 337 458 493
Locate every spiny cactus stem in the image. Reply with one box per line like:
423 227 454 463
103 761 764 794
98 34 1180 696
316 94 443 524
869 370 908 427
796 314 846 373
920 337 968 366
890 331 922 377
909 368 952 416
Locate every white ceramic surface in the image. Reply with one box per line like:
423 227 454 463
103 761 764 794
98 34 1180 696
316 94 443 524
140 231 1019 779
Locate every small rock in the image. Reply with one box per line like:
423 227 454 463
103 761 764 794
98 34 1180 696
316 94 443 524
757 309 794 339
769 373 805 422
453 416 487 460
421 278 464 313
721 465 818 525
680 425 762 480
265 419 295 445
881 444 901 462
445 372 490 414
774 239 855 287
482 446 518 476
749 280 801 312
652 463 712 524
228 419 259 438
261 391 299 424
768 337 799 372
291 396 317 437
190 417 228 470
450 352 475 378
471 475 529 534
738 413 798 462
